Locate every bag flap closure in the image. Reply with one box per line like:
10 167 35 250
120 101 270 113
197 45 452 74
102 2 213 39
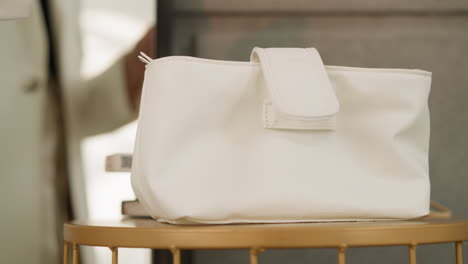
251 47 340 130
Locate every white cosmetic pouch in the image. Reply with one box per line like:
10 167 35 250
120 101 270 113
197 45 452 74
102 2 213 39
131 48 431 224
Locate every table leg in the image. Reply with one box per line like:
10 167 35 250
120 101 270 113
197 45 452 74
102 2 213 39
456 241 463 264
170 247 180 264
338 245 347 264
110 247 119 264
249 248 264 264
72 243 79 264
63 242 69 264
409 244 417 264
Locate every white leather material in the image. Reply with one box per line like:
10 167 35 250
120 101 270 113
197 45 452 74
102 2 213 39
131 48 432 224
251 48 339 130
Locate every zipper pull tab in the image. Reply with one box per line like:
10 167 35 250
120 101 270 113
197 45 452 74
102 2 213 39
138 52 153 64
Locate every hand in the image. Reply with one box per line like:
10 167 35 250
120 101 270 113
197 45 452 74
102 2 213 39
125 27 155 111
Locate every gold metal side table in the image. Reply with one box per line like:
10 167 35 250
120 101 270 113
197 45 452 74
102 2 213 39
64 216 468 264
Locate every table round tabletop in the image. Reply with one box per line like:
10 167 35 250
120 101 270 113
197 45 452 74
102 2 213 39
63 217 468 264
64 218 468 249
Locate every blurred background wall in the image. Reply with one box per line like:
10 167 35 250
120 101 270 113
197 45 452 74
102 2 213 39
154 0 468 263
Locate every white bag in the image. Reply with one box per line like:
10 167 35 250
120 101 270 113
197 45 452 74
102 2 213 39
132 48 431 224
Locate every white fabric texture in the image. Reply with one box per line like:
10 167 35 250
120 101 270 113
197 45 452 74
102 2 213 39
132 47 432 224
0 0 32 20
0 2 136 263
